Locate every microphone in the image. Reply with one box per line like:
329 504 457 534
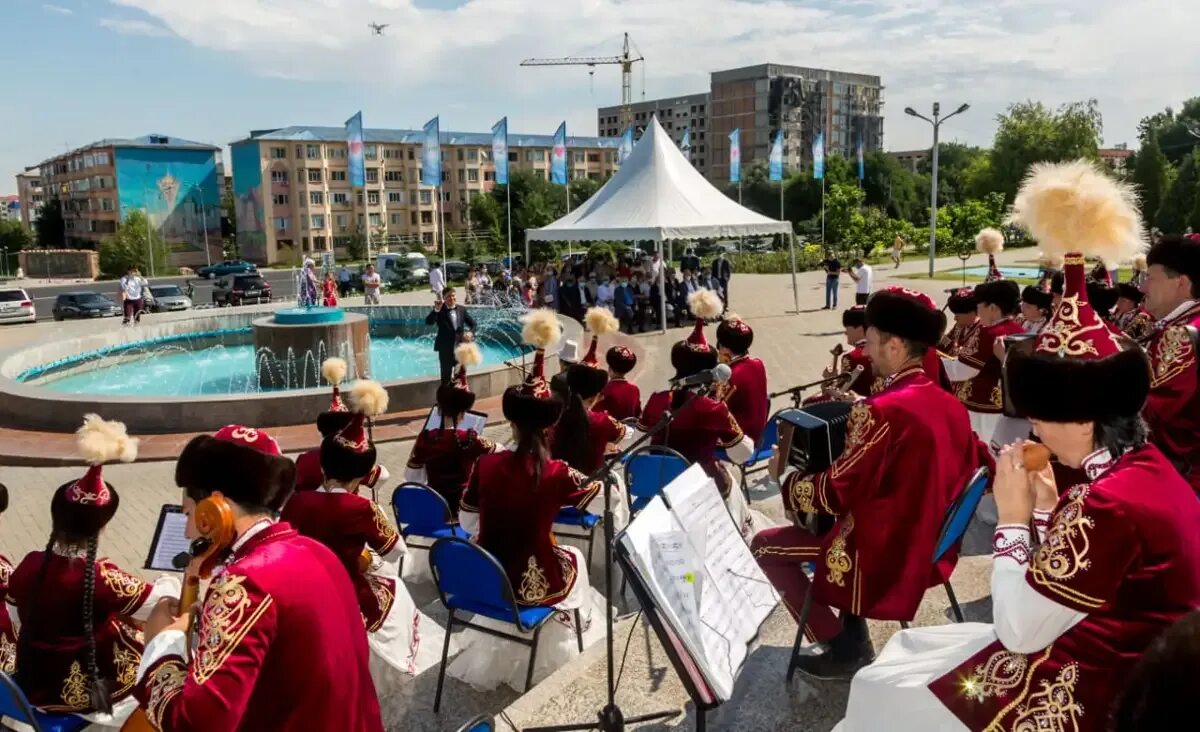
671 363 732 388
840 364 865 387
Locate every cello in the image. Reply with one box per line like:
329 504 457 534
121 494 236 732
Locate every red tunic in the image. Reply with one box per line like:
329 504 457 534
928 445 1200 732
294 449 323 492
461 453 601 606
638 390 746 497
939 320 980 357
280 490 402 631
840 342 874 397
780 366 992 620
406 428 495 513
596 378 641 422
718 355 769 445
954 317 1025 414
550 410 626 475
135 523 383 732
1143 301 1200 494
8 553 151 712
0 556 18 675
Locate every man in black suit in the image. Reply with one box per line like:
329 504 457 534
680 247 701 275
425 287 476 384
712 251 733 306
559 272 591 322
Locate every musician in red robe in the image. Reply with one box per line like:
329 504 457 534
751 286 991 680
0 484 14 676
715 315 770 445
802 307 870 405
135 425 384 732
1017 285 1052 334
1112 279 1154 341
295 358 389 496
938 288 979 359
405 343 496 515
1141 234 1200 493
837 161 1200 732
595 346 641 421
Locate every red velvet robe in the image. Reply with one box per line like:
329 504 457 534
938 320 980 357
954 317 1025 413
596 378 641 422
928 445 1200 732
550 410 626 475
8 553 151 712
0 556 18 675
869 348 953 396
294 450 386 493
406 428 495 513
638 390 746 497
1143 301 1200 494
461 453 601 606
780 366 992 620
135 523 383 732
280 490 403 631
718 355 769 445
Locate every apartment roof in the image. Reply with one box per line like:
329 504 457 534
33 134 220 168
712 63 881 86
236 125 620 149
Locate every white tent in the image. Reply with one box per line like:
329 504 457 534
527 116 797 330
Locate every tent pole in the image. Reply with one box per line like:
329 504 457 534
738 180 744 253
506 182 513 269
524 232 529 269
789 232 799 314
658 238 667 333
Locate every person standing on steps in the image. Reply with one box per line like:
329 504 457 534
426 287 476 384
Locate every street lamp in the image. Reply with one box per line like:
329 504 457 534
192 185 212 268
906 102 970 277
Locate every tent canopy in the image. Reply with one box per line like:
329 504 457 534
526 117 791 243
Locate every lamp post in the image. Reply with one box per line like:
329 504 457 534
905 102 969 277
193 186 212 268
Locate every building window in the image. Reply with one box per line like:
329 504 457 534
273 194 289 205
365 145 378 160
271 170 289 183
356 191 363 205
407 149 415 160
368 213 381 227
421 211 433 224
311 214 326 229
309 192 324 206
467 169 479 183
588 153 600 163
368 191 380 205
442 191 450 202
508 152 518 162
332 192 348 205
95 152 109 166
385 170 403 182
335 214 347 230
275 217 289 231
329 147 346 160
390 213 402 225
467 149 478 162
457 149 464 162
307 169 322 184
366 168 379 184
527 150 545 162
419 190 432 205
306 144 321 159
457 169 465 183
330 170 347 182
484 171 495 182
441 171 448 184
101 198 114 211
384 148 401 159
388 191 404 204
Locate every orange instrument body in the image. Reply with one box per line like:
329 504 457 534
1021 442 1052 472
121 494 235 732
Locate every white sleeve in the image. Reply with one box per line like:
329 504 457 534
941 356 980 382
130 575 183 622
135 629 187 683
991 525 1087 653
459 510 480 536
5 601 19 634
725 434 755 465
404 464 428 485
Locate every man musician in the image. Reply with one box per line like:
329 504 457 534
938 288 979 358
751 287 992 679
815 306 873 400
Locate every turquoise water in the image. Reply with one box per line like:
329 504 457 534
959 265 1042 279
36 335 524 397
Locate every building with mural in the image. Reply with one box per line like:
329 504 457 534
30 134 221 269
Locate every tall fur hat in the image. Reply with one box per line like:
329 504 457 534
569 308 619 399
436 342 482 417
321 380 388 482
670 289 722 379
865 287 943 347
176 426 295 512
52 415 137 541
976 228 1005 282
503 309 564 430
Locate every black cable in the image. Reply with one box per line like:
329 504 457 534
612 609 643 697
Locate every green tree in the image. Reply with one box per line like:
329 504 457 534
98 210 171 279
917 143 988 206
1156 150 1199 234
1132 134 1171 230
34 198 65 248
942 193 1006 257
1137 97 1200 166
987 99 1103 201
345 228 367 261
0 220 33 255
823 183 866 249
861 150 924 222
569 178 602 209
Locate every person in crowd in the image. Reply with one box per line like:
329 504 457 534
282 381 447 686
1113 276 1154 341
541 265 560 310
465 267 479 305
405 343 495 515
597 346 641 421
558 271 585 322
520 280 535 308
10 416 179 726
135 425 384 731
1017 285 1052 334
680 247 701 274
715 315 769 446
428 260 445 297
119 266 149 325
1140 234 1200 493
834 161 1199 731
712 251 733 307
978 227 1004 282
613 276 636 333
596 276 616 313
938 288 979 359
820 251 842 310
452 309 605 691
634 274 653 332
338 264 352 297
0 483 13 675
322 272 339 307
1087 265 1121 325
361 263 382 306
298 258 320 308
426 287 476 385
584 273 600 304
1112 611 1200 732
671 270 690 327
847 258 873 306
752 287 992 680
890 236 904 269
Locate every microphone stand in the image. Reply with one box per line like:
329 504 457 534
769 371 849 409
525 387 710 732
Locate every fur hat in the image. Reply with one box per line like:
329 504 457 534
436 342 481 417
865 287 943 347
670 289 722 378
1004 160 1151 423
1146 235 1200 288
503 309 564 430
1021 285 1053 313
52 415 137 541
716 314 754 355
841 306 867 329
974 280 1021 315
605 346 637 375
976 228 1005 282
569 308 618 398
1050 272 1065 296
946 288 977 315
322 380 387 481
1116 282 1144 304
176 427 295 511
1086 280 1120 317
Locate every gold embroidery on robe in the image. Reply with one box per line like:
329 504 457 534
0 559 12 585
145 659 188 730
61 660 90 710
193 574 275 684
990 383 1003 409
788 475 817 514
1030 484 1102 609
1150 325 1195 388
1008 663 1082 732
982 647 1054 732
831 404 889 478
962 650 1029 702
955 378 973 403
101 562 148 614
113 619 143 697
371 501 400 553
0 634 14 674
366 575 396 633
825 515 855 587
519 557 550 604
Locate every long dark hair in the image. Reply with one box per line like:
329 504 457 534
512 422 551 491
552 391 593 472
1094 413 1149 458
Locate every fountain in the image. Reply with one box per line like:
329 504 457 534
252 306 369 389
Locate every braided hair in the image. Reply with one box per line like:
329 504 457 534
82 534 113 714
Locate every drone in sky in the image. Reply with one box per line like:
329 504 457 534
368 22 389 35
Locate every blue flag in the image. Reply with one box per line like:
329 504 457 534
618 126 634 163
421 116 441 187
345 112 365 188
551 122 568 186
857 134 865 181
769 130 784 182
681 128 691 152
813 131 825 180
729 128 741 184
492 117 509 185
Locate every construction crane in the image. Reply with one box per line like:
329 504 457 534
521 33 644 131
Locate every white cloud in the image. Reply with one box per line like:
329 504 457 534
108 0 1200 149
43 4 73 14
99 17 173 37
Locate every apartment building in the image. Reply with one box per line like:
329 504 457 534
1099 145 1133 174
230 125 620 266
15 171 44 232
597 93 711 175
1 196 19 224
889 149 929 173
30 134 222 266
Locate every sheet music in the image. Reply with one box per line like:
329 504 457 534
145 506 190 572
424 407 487 433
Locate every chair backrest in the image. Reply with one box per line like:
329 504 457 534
933 466 991 562
456 714 496 732
624 445 689 510
758 410 784 451
0 673 42 731
429 537 521 627
391 482 454 536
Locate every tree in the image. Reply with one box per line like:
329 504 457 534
1137 97 1200 166
987 99 1103 201
0 220 33 255
345 228 367 261
861 150 925 222
823 183 866 249
34 199 65 249
1155 150 1199 234
942 193 1006 256
98 210 171 279
917 143 988 207
1131 134 1171 231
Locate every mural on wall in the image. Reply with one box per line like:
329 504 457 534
114 147 220 266
230 141 266 263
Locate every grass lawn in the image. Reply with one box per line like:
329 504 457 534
900 265 1131 288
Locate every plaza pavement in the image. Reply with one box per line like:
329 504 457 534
0 248 1031 730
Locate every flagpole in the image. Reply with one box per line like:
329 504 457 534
821 175 826 247
506 182 513 269
565 182 572 257
437 184 447 268
738 179 744 253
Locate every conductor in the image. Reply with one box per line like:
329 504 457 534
426 287 476 384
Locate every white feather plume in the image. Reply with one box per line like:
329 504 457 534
687 289 723 320
76 413 138 465
455 342 482 368
349 380 389 417
321 357 347 385
520 308 562 350
975 228 1005 255
584 307 619 336
1133 254 1148 272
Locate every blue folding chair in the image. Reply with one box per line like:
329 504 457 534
623 445 689 515
429 537 583 712
456 714 496 732
391 482 470 576
0 673 88 732
553 506 602 568
716 407 786 501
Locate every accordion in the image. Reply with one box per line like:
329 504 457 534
777 401 854 475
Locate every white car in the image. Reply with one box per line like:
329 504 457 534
0 288 36 324
146 284 193 312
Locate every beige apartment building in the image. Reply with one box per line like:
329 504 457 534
230 125 621 266
15 172 43 232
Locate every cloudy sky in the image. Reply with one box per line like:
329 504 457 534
3 0 1199 192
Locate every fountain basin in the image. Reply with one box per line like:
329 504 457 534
253 311 368 390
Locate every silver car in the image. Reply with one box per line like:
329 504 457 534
146 284 193 312
0 288 36 324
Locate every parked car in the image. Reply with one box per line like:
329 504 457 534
197 259 258 279
52 292 121 321
479 259 505 277
0 288 36 324
443 260 469 281
212 274 272 307
376 252 429 282
145 284 193 313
